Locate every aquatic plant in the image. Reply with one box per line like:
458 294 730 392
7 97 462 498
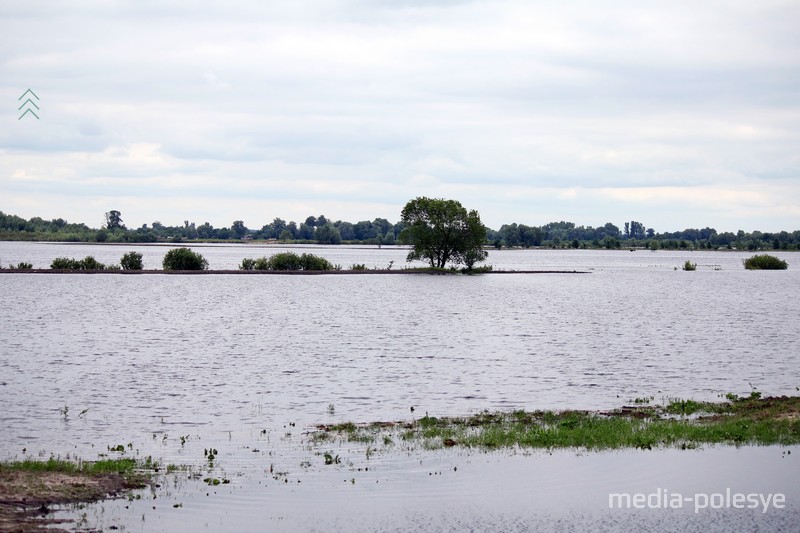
682 260 696 271
743 254 788 270
162 247 208 270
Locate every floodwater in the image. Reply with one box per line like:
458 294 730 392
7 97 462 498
0 243 798 531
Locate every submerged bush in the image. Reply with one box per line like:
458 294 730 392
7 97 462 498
682 260 696 271
238 252 333 271
162 247 208 270
743 254 788 270
50 256 106 270
120 251 144 270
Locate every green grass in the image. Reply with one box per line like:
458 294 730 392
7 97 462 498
0 456 154 476
310 396 800 452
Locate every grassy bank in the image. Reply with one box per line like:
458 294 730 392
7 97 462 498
0 457 159 532
313 395 800 451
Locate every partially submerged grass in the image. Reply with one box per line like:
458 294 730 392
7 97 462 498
310 396 800 452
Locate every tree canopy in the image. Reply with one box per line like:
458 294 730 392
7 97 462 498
398 197 488 269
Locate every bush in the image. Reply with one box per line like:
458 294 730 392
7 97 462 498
239 257 257 270
350 263 367 270
238 252 333 271
299 253 334 271
51 256 106 270
743 254 788 270
9 262 33 270
51 257 81 270
162 247 208 270
120 251 144 270
682 260 696 271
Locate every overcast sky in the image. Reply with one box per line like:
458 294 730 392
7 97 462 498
2 0 799 232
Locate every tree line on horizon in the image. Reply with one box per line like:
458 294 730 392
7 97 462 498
1 209 798 251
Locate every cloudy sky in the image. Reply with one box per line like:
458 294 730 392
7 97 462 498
2 0 799 232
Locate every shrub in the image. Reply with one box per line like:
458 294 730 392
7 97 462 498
266 252 303 270
743 254 788 270
299 253 334 271
80 256 106 270
239 257 257 270
51 257 81 270
350 263 367 270
120 251 144 270
238 252 333 271
50 256 106 270
162 247 208 270
682 260 696 271
8 262 33 269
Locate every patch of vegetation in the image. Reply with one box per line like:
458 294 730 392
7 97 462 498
743 254 788 270
120 251 144 270
350 263 367 270
162 247 208 270
239 252 334 271
682 260 697 271
311 396 800 452
51 256 107 270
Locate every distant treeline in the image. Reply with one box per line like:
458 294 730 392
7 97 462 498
1 210 798 251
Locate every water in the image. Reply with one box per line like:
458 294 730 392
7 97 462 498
0 243 798 531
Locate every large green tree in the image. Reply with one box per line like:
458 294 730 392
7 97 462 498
398 197 488 269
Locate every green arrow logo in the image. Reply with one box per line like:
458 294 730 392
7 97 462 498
18 88 40 120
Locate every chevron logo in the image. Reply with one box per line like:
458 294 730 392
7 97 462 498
18 88 39 120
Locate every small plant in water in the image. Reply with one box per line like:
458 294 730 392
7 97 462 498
327 403 335 415
682 260 697 271
323 452 340 465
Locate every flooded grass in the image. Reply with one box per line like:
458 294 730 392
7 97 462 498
311 396 800 452
0 456 163 531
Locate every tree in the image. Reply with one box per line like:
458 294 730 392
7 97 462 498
398 197 488 269
315 223 341 244
105 210 124 230
162 247 208 270
232 220 246 239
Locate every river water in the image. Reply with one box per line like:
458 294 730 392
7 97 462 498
0 243 798 531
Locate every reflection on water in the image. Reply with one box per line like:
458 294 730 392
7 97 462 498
0 245 798 531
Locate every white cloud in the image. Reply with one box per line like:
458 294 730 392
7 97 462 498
1 0 798 232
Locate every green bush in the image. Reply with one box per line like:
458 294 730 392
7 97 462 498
15 262 33 270
162 247 208 270
743 254 788 270
238 252 333 271
682 260 696 271
50 256 106 270
120 251 144 270
239 257 257 270
350 263 367 270
299 253 334 271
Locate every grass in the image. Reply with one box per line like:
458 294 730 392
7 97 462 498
310 395 800 452
0 456 157 477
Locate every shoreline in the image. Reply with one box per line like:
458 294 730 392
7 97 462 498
0 269 591 275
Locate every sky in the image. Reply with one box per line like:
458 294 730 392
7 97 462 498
1 0 799 233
